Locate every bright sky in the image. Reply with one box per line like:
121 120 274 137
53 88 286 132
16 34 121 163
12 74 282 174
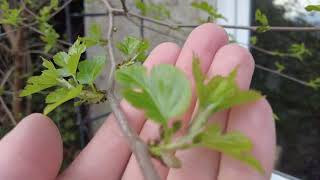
273 0 320 23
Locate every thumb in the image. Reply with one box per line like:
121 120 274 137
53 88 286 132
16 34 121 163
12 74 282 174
0 113 63 180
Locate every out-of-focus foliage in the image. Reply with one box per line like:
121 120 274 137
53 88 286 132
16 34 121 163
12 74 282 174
135 0 170 20
255 9 270 32
191 1 226 22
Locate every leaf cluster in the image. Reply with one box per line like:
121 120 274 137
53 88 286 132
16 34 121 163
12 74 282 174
116 36 149 68
255 9 270 33
116 56 264 173
37 0 60 52
20 38 106 115
0 0 23 26
288 43 312 61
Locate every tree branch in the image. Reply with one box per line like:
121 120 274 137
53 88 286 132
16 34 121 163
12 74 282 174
255 64 311 87
107 9 320 32
120 0 128 14
101 1 160 180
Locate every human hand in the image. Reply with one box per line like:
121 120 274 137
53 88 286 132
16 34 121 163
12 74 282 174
0 23 275 180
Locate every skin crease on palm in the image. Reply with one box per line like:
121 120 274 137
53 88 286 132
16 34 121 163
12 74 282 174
0 23 276 180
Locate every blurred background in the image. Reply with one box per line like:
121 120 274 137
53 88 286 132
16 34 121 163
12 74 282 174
1 0 320 179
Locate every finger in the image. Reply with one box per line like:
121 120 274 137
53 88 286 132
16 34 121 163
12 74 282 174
218 99 276 180
0 113 63 180
122 23 228 180
168 44 255 180
58 42 181 180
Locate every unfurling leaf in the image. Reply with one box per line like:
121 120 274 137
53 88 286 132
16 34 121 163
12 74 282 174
197 124 264 173
255 9 270 33
192 57 262 113
117 36 149 65
116 64 191 125
77 56 106 85
44 85 82 115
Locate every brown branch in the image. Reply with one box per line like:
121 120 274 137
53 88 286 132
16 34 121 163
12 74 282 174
120 0 128 14
107 90 160 180
101 1 160 180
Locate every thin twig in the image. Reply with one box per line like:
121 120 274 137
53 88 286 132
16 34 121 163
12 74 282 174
0 97 16 125
50 0 73 19
255 64 311 87
101 1 161 180
1 67 14 87
28 0 74 27
0 67 16 125
20 23 72 46
109 9 320 32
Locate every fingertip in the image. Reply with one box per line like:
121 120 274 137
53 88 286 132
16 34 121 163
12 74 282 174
209 43 255 89
144 42 181 68
184 23 228 62
0 113 63 180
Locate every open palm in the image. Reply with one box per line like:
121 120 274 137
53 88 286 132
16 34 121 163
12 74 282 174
0 23 275 180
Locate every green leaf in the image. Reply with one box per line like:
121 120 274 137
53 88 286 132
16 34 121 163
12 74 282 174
20 69 59 97
77 56 106 85
305 5 320 12
53 39 86 76
135 0 170 20
255 9 270 33
44 85 82 115
53 52 69 67
116 64 191 125
42 57 56 70
192 57 262 113
117 36 149 65
191 1 226 21
198 124 264 173
46 88 69 103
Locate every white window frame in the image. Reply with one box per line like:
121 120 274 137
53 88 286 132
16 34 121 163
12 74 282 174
215 0 252 46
